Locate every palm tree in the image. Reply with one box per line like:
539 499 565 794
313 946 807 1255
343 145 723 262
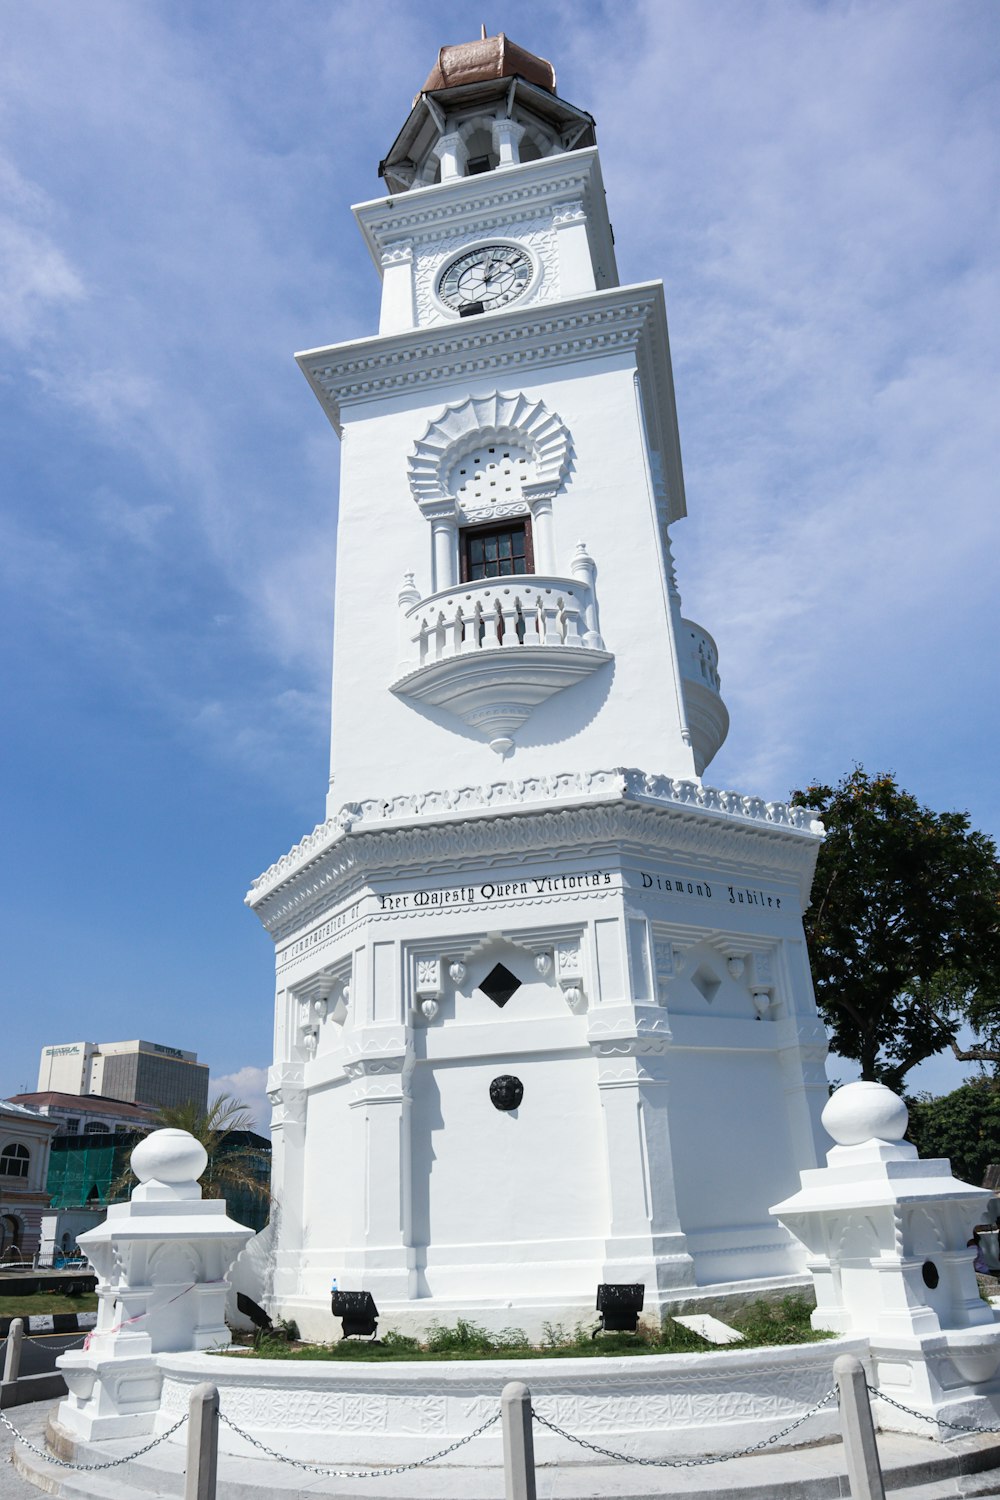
155 1094 270 1218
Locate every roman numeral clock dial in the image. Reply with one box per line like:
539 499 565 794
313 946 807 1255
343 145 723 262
437 244 533 313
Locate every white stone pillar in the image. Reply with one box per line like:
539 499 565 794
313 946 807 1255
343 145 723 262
396 571 420 672
570 541 603 649
435 132 468 182
266 1064 307 1303
379 243 415 335
590 1020 695 1299
425 502 458 592
772 1081 1000 1435
344 1046 417 1301
524 489 555 573
553 200 594 296
491 118 525 168
57 1130 252 1441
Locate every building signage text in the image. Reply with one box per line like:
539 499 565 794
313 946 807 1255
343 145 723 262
637 871 781 909
283 900 363 963
379 869 614 911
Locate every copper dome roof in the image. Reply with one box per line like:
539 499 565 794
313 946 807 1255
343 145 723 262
422 32 556 95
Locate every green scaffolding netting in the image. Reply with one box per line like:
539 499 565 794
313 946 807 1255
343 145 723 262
46 1139 132 1209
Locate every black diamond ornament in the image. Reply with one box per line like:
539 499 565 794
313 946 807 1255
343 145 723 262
478 963 522 1008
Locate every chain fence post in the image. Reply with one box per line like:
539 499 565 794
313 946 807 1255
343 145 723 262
184 1382 219 1500
501 1380 536 1500
835 1354 886 1500
1 1319 24 1392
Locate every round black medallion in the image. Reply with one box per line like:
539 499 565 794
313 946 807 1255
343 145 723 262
490 1075 523 1112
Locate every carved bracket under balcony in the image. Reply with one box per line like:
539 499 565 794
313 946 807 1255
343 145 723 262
392 565 612 755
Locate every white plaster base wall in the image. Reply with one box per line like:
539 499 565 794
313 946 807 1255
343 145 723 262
157 1339 865 1463
255 780 830 1346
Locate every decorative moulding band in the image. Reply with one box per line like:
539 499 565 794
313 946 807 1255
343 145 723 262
247 769 823 932
297 285 660 421
354 150 604 252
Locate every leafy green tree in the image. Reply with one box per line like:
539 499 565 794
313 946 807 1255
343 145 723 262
790 768 1000 1091
907 1081 1000 1187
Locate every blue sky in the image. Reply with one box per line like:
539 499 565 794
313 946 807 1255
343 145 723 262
2 1 998 1128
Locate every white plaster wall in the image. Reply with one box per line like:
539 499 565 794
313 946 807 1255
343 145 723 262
411 1046 608 1299
291 1079 353 1293
666 1049 805 1275
328 355 696 808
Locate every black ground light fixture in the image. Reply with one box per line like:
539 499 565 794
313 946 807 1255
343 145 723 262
331 1289 380 1339
595 1282 645 1334
236 1293 273 1349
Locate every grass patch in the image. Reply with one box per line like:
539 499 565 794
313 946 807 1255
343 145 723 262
727 1296 831 1347
222 1297 833 1362
0 1293 98 1317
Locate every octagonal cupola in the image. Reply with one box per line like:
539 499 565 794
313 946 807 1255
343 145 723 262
379 30 596 194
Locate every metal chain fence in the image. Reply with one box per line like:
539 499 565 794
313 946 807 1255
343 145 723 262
867 1383 1000 1437
0 1407 189 1471
5 1372 1000 1480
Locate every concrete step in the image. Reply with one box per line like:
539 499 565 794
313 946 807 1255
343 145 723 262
9 1401 1000 1499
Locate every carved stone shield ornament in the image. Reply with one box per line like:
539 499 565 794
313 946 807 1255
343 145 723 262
489 1075 523 1111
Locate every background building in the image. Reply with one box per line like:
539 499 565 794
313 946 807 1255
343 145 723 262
0 1099 61 1258
4 1090 271 1253
37 1039 209 1113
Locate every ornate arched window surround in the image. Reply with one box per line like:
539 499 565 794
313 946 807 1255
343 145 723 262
407 391 573 590
0 1143 30 1179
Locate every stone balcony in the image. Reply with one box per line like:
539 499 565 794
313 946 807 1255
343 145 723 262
678 618 729 775
391 554 612 755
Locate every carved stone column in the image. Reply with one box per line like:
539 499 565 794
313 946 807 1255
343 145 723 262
590 1008 695 1301
423 500 459 592
342 1043 417 1300
491 118 525 167
266 1063 307 1300
553 199 592 295
378 241 415 335
434 131 468 182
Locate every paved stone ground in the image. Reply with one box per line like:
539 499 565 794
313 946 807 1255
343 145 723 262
0 1408 49 1498
7 1396 1000 1499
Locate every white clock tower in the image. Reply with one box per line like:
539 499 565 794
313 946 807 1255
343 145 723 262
251 34 831 1339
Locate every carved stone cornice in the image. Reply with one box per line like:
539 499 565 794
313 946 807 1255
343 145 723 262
299 287 649 413
296 284 683 523
354 149 609 262
247 773 823 943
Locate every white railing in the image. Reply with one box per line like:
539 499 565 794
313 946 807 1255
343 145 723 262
400 573 605 670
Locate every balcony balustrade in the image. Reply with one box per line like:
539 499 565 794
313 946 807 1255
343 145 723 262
678 618 729 774
391 557 612 755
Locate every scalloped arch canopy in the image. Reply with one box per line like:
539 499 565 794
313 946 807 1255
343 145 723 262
407 392 572 508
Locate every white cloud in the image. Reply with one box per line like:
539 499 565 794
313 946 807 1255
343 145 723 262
0 152 85 346
562 0 1000 809
209 1066 270 1134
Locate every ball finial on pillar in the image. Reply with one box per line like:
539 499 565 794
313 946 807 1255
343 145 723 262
130 1128 208 1201
821 1080 909 1148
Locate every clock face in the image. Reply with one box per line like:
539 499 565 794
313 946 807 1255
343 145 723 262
438 244 533 312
